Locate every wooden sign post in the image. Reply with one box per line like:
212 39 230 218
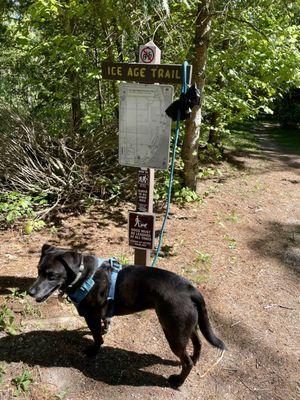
135 42 160 266
134 168 154 265
101 43 192 267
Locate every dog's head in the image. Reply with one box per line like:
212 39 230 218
28 244 81 302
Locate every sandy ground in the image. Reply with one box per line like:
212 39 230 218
0 131 299 400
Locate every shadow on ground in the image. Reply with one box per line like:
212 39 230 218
0 276 35 296
248 221 300 276
208 309 298 399
0 329 178 387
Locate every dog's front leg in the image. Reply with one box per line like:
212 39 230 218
84 313 104 357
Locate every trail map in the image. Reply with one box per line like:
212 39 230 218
119 83 173 170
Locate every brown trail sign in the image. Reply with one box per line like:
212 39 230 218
128 212 155 250
102 62 192 85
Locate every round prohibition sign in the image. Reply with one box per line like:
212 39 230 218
140 47 155 64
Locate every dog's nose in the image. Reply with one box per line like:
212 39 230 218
28 286 36 297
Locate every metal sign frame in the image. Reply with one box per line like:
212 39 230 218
118 83 174 170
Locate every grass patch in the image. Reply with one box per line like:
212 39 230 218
184 251 212 284
267 125 300 154
223 234 237 249
224 123 261 153
11 369 34 396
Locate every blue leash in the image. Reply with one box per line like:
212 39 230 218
151 61 189 268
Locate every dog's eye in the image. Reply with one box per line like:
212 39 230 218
47 274 57 281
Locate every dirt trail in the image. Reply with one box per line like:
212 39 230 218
0 131 299 400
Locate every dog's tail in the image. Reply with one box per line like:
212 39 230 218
192 292 227 350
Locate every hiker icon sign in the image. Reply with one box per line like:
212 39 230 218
128 212 155 250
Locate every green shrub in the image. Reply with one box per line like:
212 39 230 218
0 191 47 228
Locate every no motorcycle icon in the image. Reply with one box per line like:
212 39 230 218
140 47 155 64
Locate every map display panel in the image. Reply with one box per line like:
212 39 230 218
119 83 173 170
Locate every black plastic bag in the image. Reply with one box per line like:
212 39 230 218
165 83 201 121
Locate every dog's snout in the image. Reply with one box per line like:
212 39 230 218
28 286 37 297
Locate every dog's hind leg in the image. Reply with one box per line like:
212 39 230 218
167 340 194 388
161 327 193 388
156 303 197 387
190 328 201 365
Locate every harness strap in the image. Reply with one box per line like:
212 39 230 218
68 257 122 313
107 258 122 301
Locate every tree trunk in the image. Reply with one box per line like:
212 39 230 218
65 4 82 135
70 70 82 134
98 5 118 111
94 48 103 117
182 0 212 190
207 111 220 144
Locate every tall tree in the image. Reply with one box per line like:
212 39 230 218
182 0 212 190
181 0 300 189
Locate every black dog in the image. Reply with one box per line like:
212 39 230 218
28 244 226 387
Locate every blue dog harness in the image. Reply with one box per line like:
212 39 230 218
68 257 122 316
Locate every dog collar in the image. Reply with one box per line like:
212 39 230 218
68 255 85 289
68 275 95 307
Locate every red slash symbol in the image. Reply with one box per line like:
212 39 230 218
140 47 155 64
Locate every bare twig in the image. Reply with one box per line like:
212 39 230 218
264 303 294 310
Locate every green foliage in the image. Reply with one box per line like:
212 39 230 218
159 244 178 258
9 290 27 300
0 291 41 337
154 161 202 205
0 0 299 211
11 369 34 396
173 186 202 204
273 88 300 128
225 210 239 223
0 192 35 223
199 145 224 164
184 250 212 284
225 123 261 153
198 166 222 180
198 1 300 147
8 290 42 318
54 389 69 400
267 125 300 154
223 234 237 249
0 304 18 335
116 254 130 264
194 251 212 266
0 364 6 385
0 191 47 229
24 219 46 235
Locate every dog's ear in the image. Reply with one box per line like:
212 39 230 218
60 251 81 272
41 244 54 255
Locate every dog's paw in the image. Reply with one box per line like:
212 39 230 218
84 345 99 358
102 319 111 334
168 374 182 389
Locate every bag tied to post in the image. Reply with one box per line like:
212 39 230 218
165 83 201 121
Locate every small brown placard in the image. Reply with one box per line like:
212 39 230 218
102 61 192 84
128 212 155 250
137 169 151 212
